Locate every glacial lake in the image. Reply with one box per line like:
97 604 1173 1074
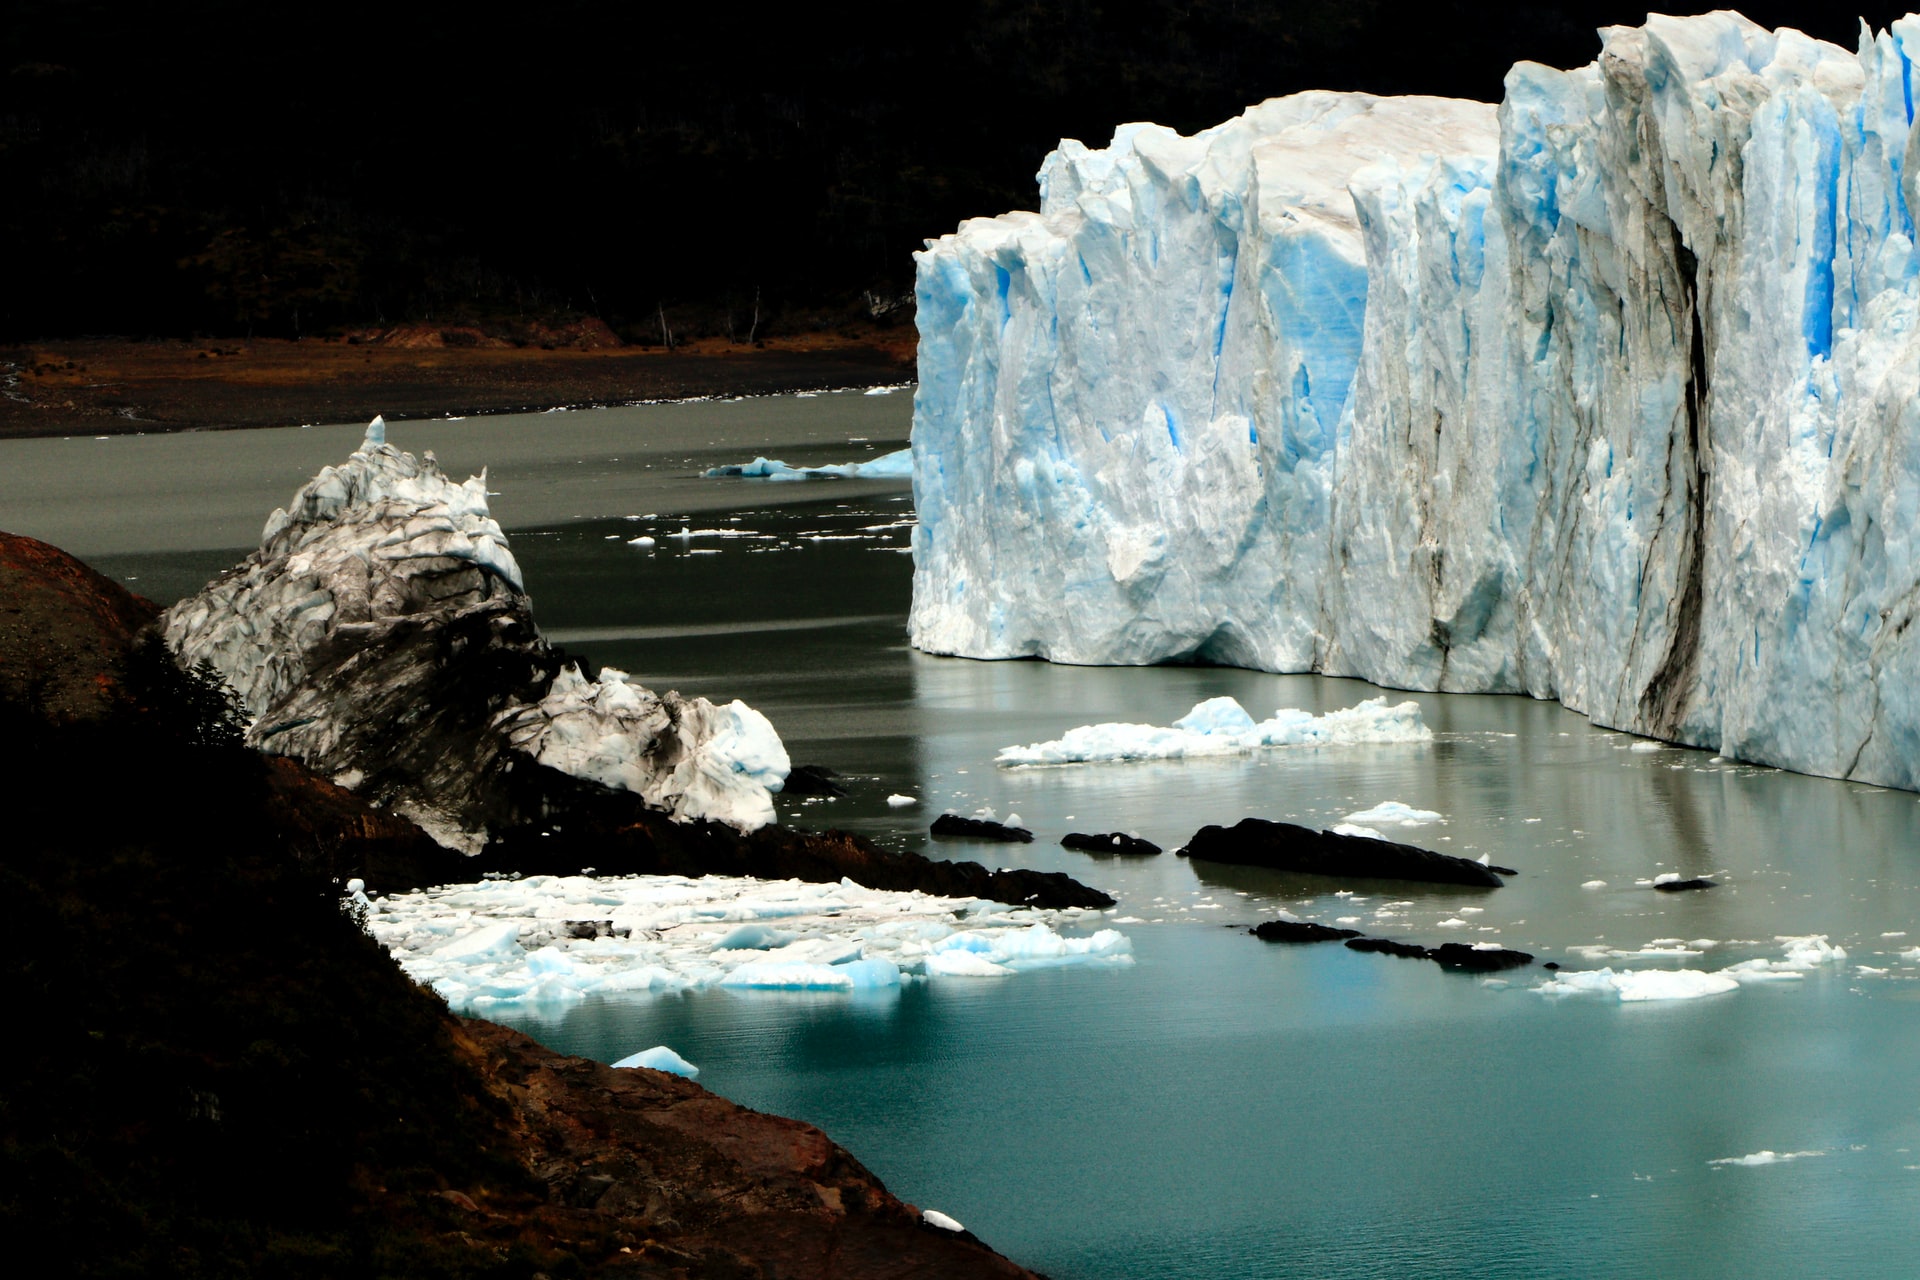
6 391 1918 1278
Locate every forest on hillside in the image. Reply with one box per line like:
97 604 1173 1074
4 0 1906 342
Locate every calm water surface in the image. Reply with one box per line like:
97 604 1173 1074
6 397 1917 1278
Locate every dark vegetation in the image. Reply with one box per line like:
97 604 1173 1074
5 1 1908 343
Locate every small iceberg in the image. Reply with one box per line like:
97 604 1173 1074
998 695 1431 766
704 448 912 481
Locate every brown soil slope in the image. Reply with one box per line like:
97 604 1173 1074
0 530 1036 1279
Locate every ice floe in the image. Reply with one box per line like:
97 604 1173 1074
996 695 1430 766
1537 936 1850 1001
703 448 913 481
1709 1150 1826 1167
366 872 1131 1013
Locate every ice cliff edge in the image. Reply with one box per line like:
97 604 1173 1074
163 417 789 849
911 12 1920 790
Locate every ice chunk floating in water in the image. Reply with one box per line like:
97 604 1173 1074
911 11 1920 794
704 448 912 481
997 695 1430 766
365 873 1131 1012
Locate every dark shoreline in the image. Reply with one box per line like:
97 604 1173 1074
0 334 917 440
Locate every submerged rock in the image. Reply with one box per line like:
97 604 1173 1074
783 762 851 796
1252 919 1362 943
1653 877 1718 893
1061 831 1162 855
161 418 789 851
1179 817 1504 887
932 813 1035 843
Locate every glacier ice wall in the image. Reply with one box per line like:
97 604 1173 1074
910 12 1920 790
163 418 789 846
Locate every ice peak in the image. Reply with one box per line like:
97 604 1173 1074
363 414 386 448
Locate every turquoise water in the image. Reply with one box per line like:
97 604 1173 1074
493 502 1920 1279
8 402 1919 1278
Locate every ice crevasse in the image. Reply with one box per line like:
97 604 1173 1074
910 11 1920 790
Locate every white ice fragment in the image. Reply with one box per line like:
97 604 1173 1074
1709 1150 1826 1167
628 536 657 548
1630 741 1663 753
613 1045 700 1078
1537 968 1740 1001
886 793 919 807
999 696 1430 766
1344 801 1441 825
703 448 913 482
922 1209 965 1232
1581 880 1608 890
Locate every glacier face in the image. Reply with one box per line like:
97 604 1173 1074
163 418 789 846
911 12 1920 791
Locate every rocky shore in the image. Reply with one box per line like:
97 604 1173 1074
0 330 915 439
0 529 1044 1277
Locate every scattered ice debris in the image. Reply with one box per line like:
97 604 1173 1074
1331 823 1385 840
365 873 1131 1013
1536 936 1850 1001
703 448 913 482
1629 741 1664 753
886 793 919 807
613 1045 699 1078
1709 1150 1826 1168
922 1209 965 1232
1344 801 1442 826
997 695 1430 766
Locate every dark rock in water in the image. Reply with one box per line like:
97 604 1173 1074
1543 961 1562 970
1061 831 1161 855
564 919 631 940
1430 942 1535 971
1488 864 1520 876
932 812 1035 843
460 763 1113 909
1252 919 1363 943
1344 936 1433 960
1653 876 1717 892
1178 817 1505 887
782 763 850 797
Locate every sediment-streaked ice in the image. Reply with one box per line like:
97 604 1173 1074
365 873 1131 1013
997 695 1430 766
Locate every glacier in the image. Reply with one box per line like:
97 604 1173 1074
910 12 1920 791
162 417 789 847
